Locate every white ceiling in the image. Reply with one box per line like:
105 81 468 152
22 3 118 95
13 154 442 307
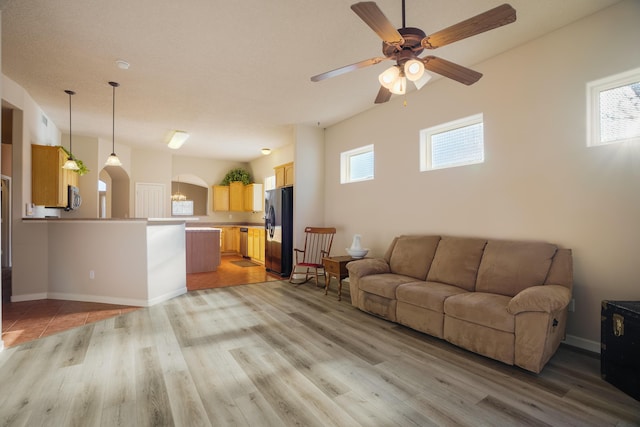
1 0 620 162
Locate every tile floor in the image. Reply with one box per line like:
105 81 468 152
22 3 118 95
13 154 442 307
2 255 281 348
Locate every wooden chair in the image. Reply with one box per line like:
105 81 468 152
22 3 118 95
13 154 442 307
289 227 336 286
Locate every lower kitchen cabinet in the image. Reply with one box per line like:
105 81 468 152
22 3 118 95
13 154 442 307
248 228 265 263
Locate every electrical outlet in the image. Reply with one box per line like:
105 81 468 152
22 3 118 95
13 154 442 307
89 270 95 280
568 298 575 312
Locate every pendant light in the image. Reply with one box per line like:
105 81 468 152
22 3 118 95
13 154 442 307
105 81 123 166
62 89 80 170
171 176 187 201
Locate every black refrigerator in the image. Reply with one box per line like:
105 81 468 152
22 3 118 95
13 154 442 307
265 186 293 276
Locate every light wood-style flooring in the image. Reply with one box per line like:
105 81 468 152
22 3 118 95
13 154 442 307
1 255 280 348
0 279 638 426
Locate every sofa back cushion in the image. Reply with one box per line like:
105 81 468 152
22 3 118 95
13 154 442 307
427 237 487 291
476 240 557 297
388 235 441 281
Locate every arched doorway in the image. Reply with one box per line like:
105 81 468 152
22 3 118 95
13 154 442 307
100 166 130 218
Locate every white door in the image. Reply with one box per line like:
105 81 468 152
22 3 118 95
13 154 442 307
135 183 165 218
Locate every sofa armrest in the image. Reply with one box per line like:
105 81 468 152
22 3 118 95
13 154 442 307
346 258 390 278
507 285 572 315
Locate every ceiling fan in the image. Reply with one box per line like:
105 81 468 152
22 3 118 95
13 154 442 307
311 1 516 103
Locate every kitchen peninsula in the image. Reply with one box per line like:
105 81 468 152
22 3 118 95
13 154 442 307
16 218 187 306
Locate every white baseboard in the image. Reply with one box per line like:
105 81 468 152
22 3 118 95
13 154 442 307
11 292 48 302
45 292 147 307
147 287 187 307
10 289 188 308
564 334 601 354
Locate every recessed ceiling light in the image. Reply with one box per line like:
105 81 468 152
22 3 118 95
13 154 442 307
116 60 130 70
261 148 271 155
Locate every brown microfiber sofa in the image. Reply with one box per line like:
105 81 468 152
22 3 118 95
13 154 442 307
346 235 573 373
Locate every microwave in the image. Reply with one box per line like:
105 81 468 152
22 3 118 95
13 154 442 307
66 185 82 211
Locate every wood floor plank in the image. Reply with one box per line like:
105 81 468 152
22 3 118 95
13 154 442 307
0 280 638 426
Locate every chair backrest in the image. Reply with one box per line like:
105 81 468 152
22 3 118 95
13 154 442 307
300 227 336 265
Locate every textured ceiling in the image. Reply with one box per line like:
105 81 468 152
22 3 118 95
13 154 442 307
1 0 620 161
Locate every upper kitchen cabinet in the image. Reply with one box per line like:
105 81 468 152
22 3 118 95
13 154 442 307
32 145 78 207
213 182 263 212
275 162 294 188
229 181 244 212
244 183 263 212
212 185 230 211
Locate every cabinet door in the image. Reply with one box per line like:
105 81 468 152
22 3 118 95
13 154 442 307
275 165 285 188
212 185 229 211
258 228 265 263
243 184 263 212
229 182 244 211
247 228 255 258
284 163 295 186
32 145 70 207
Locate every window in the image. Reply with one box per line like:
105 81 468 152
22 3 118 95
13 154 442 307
172 200 194 216
587 67 640 147
420 114 484 171
341 144 374 183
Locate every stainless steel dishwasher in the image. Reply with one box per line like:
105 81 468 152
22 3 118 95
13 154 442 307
239 227 249 258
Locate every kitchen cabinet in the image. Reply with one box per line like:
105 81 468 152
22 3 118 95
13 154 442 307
220 226 240 253
212 185 229 211
32 145 78 207
244 183 263 212
186 228 221 273
213 182 263 212
229 182 244 211
275 162 294 188
247 227 265 263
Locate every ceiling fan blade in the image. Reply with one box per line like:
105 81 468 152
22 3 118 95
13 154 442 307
351 2 404 46
421 3 516 49
374 86 392 104
422 56 482 85
310 57 388 82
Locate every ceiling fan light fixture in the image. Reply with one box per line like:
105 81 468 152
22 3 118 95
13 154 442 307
413 71 432 90
168 131 189 149
404 59 425 81
390 76 407 95
378 66 400 89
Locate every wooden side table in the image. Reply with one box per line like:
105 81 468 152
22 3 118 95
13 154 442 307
322 256 354 301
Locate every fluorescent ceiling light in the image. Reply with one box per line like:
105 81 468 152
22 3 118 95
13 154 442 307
168 131 189 149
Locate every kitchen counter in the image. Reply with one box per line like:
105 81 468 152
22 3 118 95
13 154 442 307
14 219 187 306
186 227 221 273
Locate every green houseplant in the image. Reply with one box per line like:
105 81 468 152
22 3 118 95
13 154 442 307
60 146 90 176
221 168 252 185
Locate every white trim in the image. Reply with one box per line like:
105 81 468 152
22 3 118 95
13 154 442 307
340 144 374 184
564 334 601 354
420 113 484 171
11 292 48 302
46 292 147 307
147 287 188 306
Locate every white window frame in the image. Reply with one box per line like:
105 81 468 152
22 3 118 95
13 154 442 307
419 113 484 171
587 67 640 147
340 144 374 184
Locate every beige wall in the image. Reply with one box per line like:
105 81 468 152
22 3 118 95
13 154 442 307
323 0 640 348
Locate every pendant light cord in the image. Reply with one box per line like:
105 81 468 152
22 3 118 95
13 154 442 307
64 90 75 155
109 81 120 154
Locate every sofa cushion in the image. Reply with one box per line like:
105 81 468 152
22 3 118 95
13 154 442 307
388 235 441 280
426 237 487 291
396 281 468 313
476 240 557 297
444 292 514 333
359 273 417 299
